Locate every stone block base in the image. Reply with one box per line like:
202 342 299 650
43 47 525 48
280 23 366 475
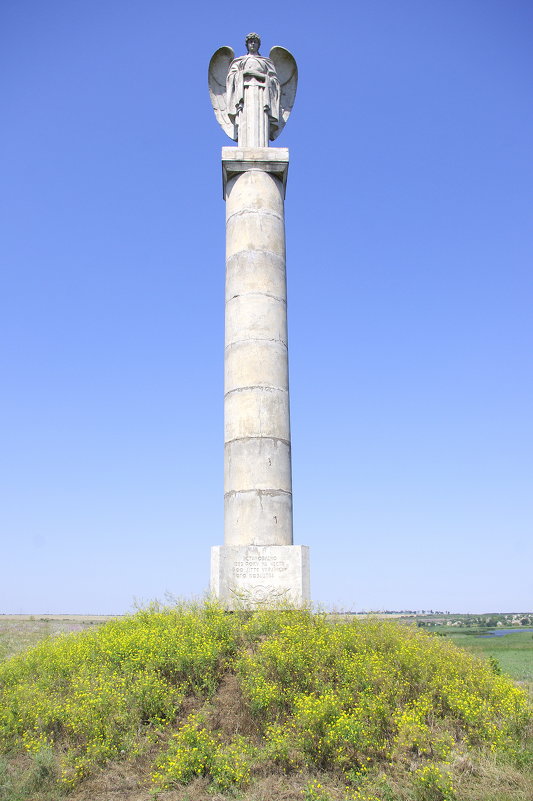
211 545 310 610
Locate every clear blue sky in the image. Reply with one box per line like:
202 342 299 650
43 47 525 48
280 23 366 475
1 0 531 614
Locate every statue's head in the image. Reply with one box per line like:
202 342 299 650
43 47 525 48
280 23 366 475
245 32 261 53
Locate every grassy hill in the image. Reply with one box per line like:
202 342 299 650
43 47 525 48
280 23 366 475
0 603 531 801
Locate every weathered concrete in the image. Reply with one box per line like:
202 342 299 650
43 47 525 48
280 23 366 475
210 146 310 608
223 149 292 549
211 544 310 609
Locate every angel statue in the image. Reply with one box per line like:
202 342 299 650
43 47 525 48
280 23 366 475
208 33 297 148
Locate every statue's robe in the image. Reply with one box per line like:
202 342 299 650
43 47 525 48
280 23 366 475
226 54 281 146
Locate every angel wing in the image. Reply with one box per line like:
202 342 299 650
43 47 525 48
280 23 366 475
269 46 298 140
208 46 236 140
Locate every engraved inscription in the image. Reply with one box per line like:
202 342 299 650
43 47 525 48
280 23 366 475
232 554 289 581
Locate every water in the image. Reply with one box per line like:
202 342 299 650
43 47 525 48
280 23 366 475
479 627 533 638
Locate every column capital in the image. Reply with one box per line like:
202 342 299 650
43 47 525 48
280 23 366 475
222 147 289 198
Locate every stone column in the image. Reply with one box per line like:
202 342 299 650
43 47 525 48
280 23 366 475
224 148 292 546
211 147 310 608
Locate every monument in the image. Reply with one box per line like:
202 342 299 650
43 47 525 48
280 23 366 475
208 33 310 608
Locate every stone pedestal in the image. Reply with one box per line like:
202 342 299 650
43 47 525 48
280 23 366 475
211 544 310 609
211 147 310 608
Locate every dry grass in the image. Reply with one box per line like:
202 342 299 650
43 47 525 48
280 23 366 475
206 672 258 739
0 615 116 623
452 751 533 801
0 616 112 662
69 767 352 801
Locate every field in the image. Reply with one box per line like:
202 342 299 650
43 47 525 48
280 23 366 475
430 628 533 686
0 615 114 662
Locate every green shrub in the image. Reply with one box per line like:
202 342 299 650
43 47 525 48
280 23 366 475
413 763 456 800
151 713 255 791
0 601 239 786
237 612 528 773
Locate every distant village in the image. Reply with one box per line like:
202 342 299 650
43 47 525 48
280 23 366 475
352 611 533 628
419 612 533 628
